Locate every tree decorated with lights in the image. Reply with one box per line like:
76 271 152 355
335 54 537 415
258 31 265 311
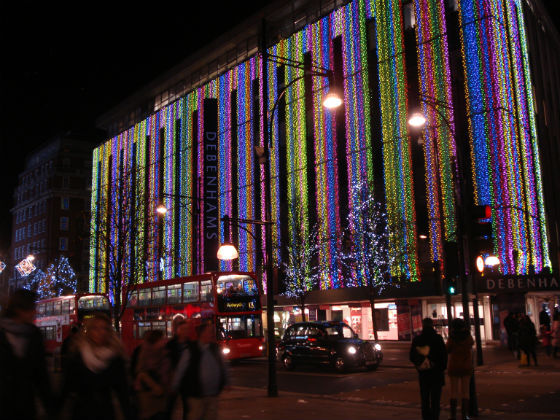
282 198 324 322
338 180 397 341
24 257 77 298
91 168 167 332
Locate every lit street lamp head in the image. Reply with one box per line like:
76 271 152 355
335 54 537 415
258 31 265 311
408 112 427 128
484 255 500 267
322 90 343 109
217 243 239 261
156 204 168 215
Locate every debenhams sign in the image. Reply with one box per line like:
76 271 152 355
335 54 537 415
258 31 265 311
479 275 559 292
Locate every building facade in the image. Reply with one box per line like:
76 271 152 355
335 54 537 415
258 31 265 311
91 0 559 340
9 135 94 294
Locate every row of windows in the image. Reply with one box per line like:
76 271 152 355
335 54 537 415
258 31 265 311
14 240 46 260
15 200 47 224
37 299 75 317
15 219 47 242
128 281 213 307
39 325 57 341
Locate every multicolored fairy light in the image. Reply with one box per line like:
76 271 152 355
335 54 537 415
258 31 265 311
89 0 551 294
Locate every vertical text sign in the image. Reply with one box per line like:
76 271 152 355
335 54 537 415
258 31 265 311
203 98 219 271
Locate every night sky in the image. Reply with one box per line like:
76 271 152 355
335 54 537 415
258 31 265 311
1 1 559 253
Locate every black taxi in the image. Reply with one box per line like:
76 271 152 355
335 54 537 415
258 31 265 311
276 321 383 372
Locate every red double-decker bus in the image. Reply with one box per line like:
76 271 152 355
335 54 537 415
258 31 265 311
121 271 264 360
35 293 111 354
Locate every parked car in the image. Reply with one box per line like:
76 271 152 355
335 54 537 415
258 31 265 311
276 321 383 372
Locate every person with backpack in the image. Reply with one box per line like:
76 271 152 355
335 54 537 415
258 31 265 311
410 317 447 420
446 318 474 420
171 320 229 420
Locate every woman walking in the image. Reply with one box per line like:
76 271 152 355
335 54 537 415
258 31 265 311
446 318 474 420
550 311 560 358
59 312 133 420
518 314 538 366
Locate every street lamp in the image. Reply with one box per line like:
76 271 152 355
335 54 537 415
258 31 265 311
256 23 342 397
408 93 480 415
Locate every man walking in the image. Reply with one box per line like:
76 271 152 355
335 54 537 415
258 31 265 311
410 317 448 420
171 320 229 420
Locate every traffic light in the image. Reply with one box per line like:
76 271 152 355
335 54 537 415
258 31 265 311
445 277 458 295
471 204 493 255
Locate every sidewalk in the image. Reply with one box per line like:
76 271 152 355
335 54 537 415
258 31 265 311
208 352 560 420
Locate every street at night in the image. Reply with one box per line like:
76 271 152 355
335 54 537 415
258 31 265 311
3 0 560 420
214 344 560 419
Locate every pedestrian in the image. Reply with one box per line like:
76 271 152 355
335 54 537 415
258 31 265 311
539 305 551 329
165 318 197 419
518 314 538 366
409 317 447 420
552 311 560 358
171 320 229 420
59 312 133 420
446 318 474 420
503 311 519 357
539 324 552 357
0 289 54 420
134 329 171 420
60 323 79 371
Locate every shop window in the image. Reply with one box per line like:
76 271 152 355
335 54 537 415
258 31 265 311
375 308 389 331
61 197 70 210
331 310 343 322
59 237 68 251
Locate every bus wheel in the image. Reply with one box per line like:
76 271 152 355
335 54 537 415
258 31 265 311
283 355 295 371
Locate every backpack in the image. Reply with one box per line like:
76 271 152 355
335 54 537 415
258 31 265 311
415 345 433 371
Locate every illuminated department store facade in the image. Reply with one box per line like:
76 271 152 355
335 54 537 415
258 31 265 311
91 0 560 341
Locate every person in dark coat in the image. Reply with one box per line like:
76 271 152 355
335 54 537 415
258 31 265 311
59 312 133 420
171 320 229 420
165 317 196 420
446 318 474 420
0 289 53 420
410 317 447 420
503 311 519 357
518 314 538 366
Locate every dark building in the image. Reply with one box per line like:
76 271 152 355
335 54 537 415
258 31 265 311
91 0 560 341
8 134 94 294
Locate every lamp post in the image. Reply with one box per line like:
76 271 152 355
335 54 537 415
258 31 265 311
474 254 500 366
408 92 479 416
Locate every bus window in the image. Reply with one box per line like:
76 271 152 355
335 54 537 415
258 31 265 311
183 282 199 303
37 304 45 317
54 301 62 315
217 274 258 296
152 286 166 306
152 321 166 334
62 300 70 314
69 298 75 312
139 289 151 306
46 302 54 316
218 315 263 339
200 280 213 302
128 291 138 307
137 322 151 339
167 284 181 304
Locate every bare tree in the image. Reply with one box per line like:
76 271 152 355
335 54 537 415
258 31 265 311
90 167 164 332
338 181 398 341
282 199 324 322
24 256 77 298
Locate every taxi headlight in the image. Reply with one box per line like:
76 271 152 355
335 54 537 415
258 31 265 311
348 345 357 355
374 343 382 351
222 347 231 355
